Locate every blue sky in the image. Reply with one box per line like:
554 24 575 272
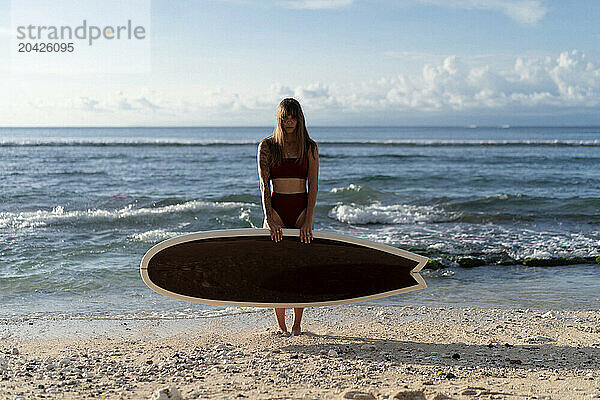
1 0 599 126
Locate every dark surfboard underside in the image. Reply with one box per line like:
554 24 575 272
144 234 423 304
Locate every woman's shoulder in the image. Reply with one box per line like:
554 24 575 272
258 136 275 149
258 137 274 159
307 138 318 157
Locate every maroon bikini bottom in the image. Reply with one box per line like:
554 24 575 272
271 192 308 228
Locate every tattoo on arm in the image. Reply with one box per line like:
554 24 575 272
257 141 273 220
306 143 319 217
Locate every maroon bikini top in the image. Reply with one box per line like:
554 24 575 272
270 157 308 179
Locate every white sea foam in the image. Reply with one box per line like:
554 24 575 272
0 139 259 146
506 231 600 260
429 242 458 253
3 139 599 147
330 184 364 193
317 139 600 146
130 229 183 243
0 200 256 230
238 207 258 228
422 269 456 278
415 223 600 260
336 222 600 262
328 202 451 225
0 306 265 321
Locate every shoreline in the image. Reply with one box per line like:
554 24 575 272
1 305 599 399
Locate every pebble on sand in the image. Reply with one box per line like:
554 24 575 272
342 390 376 399
391 390 426 400
151 386 183 400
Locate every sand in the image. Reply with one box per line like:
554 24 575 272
1 305 599 399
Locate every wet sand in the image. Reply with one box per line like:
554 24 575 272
1 305 599 399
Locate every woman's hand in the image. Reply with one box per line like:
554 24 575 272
300 215 314 244
266 211 285 242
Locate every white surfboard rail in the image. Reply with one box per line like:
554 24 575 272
140 228 428 308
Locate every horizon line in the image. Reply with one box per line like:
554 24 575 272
1 125 600 129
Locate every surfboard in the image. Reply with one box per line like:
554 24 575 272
140 228 428 308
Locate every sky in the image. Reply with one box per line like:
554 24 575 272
0 0 599 126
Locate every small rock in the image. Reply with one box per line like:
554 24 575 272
328 350 338 357
451 353 460 360
342 390 376 400
541 311 554 318
14 396 26 400
361 344 377 351
461 388 478 396
525 335 555 343
151 385 183 400
11 348 19 355
445 372 456 379
391 390 426 400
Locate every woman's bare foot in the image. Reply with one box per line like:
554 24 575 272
274 308 287 334
291 308 304 336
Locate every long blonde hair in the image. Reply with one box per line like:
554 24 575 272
267 98 317 166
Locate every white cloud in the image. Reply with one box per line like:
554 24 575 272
74 97 112 113
135 97 160 110
382 50 600 111
74 50 600 115
4 50 599 125
270 83 295 98
416 0 547 25
295 82 331 99
304 49 599 117
185 49 597 120
118 98 134 110
72 51 600 120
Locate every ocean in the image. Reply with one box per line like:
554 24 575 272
1 126 599 321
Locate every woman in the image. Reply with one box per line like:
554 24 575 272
257 98 319 336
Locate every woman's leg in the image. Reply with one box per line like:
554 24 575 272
274 308 287 333
292 308 304 335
